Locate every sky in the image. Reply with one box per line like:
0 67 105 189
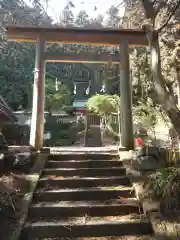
26 0 125 23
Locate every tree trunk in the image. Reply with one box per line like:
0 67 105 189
144 24 180 136
176 69 180 109
137 71 142 97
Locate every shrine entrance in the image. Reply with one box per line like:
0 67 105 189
6 26 148 150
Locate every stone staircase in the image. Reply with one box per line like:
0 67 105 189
20 152 154 239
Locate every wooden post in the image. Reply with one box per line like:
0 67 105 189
119 41 134 150
30 37 46 150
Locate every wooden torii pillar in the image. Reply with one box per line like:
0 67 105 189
29 37 46 150
119 41 134 150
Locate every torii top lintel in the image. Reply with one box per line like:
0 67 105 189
6 25 148 46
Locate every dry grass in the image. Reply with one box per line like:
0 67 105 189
0 171 32 239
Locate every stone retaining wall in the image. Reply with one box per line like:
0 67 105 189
9 149 49 240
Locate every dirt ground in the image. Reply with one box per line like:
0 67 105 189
0 162 32 240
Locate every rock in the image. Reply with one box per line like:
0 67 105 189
120 150 133 161
14 152 31 167
169 127 178 140
0 133 8 152
9 173 31 193
160 195 180 217
3 153 16 170
0 173 30 194
134 127 147 137
143 199 159 214
0 202 15 219
0 133 17 171
137 155 160 171
135 147 160 160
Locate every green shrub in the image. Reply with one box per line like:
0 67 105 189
44 121 77 146
147 167 180 199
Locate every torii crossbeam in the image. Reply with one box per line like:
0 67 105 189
44 52 120 64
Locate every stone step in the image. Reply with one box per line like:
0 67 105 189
85 142 102 147
46 160 123 168
28 200 142 219
38 176 131 188
42 167 126 177
32 198 140 206
21 217 152 239
21 236 156 240
34 187 134 202
48 153 118 161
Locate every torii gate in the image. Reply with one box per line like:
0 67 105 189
6 26 148 150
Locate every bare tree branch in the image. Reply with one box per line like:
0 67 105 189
115 0 126 9
152 2 166 28
157 0 180 32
